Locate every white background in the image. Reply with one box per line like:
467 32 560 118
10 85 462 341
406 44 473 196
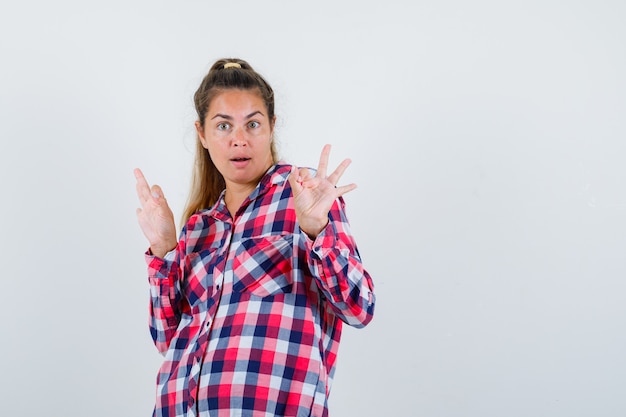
1 1 625 416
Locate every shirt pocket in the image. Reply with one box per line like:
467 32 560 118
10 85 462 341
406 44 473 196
232 234 294 298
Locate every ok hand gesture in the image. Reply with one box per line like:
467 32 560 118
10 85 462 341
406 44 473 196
288 144 357 239
134 168 178 258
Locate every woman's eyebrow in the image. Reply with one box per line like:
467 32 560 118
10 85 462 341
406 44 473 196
245 111 264 119
210 110 265 120
211 113 232 120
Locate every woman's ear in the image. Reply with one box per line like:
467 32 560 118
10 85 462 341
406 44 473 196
195 120 208 149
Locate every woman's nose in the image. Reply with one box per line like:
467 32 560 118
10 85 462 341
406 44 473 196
232 128 247 146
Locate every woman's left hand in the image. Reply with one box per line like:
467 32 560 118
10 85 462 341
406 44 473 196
288 144 356 239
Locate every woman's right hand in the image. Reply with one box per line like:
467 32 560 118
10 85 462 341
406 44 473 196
134 168 178 258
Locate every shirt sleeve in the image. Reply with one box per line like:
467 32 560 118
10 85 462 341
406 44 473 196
303 197 376 328
145 245 183 355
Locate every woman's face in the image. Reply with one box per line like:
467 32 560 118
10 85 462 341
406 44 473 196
196 88 275 193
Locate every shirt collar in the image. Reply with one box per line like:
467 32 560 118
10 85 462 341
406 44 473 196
211 163 292 220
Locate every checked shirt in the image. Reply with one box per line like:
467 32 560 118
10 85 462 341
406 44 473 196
145 164 376 417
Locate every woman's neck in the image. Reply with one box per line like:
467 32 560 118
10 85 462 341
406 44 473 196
224 184 255 217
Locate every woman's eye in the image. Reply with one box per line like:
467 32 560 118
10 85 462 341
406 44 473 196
248 121 260 129
217 122 230 131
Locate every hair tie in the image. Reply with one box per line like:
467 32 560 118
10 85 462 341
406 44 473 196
223 62 241 69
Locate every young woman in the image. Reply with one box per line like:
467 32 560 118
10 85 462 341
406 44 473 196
134 58 375 417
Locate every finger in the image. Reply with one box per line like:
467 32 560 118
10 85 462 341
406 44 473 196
150 184 165 201
334 183 357 197
134 168 152 202
316 144 331 178
299 167 312 181
327 158 352 186
133 167 145 180
299 167 321 189
287 166 303 194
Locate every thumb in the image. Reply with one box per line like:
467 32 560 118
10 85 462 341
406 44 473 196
287 166 302 192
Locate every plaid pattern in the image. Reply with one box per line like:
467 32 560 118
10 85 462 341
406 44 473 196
146 164 375 417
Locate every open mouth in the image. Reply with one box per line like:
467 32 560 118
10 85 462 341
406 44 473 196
231 157 250 162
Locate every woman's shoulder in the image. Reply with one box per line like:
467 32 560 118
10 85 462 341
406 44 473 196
183 210 215 232
274 162 317 175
